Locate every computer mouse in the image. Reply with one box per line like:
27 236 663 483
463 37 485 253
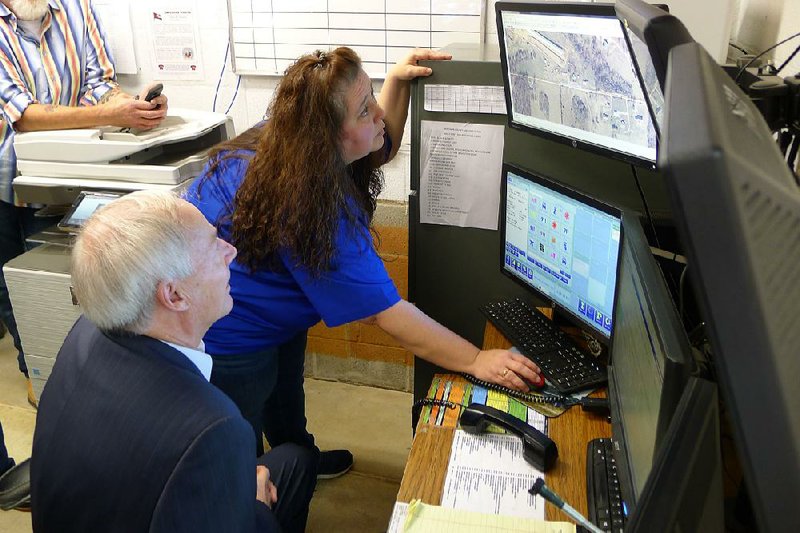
526 374 546 391
509 347 546 391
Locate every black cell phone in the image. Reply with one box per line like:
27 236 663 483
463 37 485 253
144 83 163 102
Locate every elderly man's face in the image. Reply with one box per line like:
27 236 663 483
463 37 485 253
178 203 237 329
5 0 50 20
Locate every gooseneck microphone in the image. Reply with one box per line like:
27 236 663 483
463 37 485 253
529 477 605 533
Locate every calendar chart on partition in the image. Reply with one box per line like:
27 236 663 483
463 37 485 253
227 0 484 76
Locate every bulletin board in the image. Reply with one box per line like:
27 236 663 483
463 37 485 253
227 0 485 77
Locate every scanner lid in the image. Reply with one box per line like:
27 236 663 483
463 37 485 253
13 108 229 164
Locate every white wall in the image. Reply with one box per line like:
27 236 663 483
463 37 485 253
115 0 411 202
113 0 797 203
731 0 786 54
663 0 736 62
117 1 276 135
731 0 800 77
776 0 800 76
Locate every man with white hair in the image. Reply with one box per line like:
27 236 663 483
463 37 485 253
30 191 316 532
0 0 169 406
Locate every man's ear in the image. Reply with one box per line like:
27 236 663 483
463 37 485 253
155 280 190 312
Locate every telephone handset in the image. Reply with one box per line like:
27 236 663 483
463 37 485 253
459 403 559 472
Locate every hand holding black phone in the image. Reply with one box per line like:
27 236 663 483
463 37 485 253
137 83 164 109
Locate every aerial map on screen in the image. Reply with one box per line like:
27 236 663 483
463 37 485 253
501 12 656 161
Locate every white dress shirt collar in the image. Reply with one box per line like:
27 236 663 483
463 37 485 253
161 340 212 381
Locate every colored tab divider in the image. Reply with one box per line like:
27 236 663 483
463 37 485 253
422 375 536 433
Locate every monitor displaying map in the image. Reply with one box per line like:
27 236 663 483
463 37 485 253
622 23 666 137
615 0 697 141
496 2 657 166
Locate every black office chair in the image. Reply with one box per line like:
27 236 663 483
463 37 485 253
0 458 31 512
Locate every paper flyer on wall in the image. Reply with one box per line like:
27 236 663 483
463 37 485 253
419 121 505 230
149 1 204 80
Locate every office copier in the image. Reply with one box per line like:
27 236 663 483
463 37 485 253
3 109 234 400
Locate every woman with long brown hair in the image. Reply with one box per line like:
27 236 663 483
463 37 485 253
186 47 543 481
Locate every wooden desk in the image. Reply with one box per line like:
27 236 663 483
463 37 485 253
397 322 611 521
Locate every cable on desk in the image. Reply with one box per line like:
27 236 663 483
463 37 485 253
412 398 457 421
460 373 577 408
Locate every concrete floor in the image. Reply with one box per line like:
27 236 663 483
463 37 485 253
0 332 413 532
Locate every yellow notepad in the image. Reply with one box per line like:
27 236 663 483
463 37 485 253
404 499 576 533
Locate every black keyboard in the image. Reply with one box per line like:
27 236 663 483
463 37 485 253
586 438 626 533
479 298 606 394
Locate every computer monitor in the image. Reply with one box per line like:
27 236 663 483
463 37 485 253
625 376 725 531
500 163 623 342
662 42 800 532
496 2 657 167
614 0 694 138
607 212 694 510
614 0 693 91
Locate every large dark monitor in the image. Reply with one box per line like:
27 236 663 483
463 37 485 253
625 376 725 530
496 2 658 167
614 0 694 138
501 163 623 342
662 42 800 531
607 212 694 509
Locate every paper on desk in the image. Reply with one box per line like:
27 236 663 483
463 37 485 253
419 121 504 230
440 430 547 519
424 85 507 115
387 501 409 533
403 500 576 532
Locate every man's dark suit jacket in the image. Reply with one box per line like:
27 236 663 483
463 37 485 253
30 316 276 532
